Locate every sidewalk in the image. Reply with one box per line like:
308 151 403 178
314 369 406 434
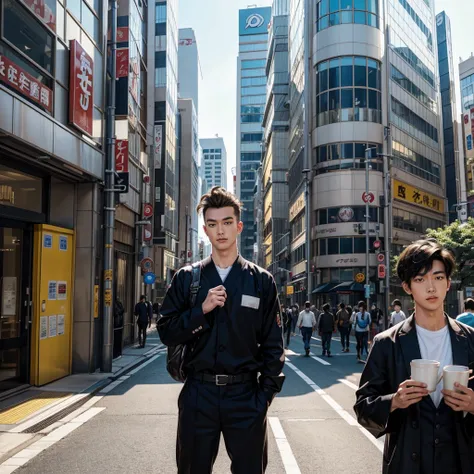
0 330 163 463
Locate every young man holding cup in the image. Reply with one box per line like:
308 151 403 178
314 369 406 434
354 239 474 474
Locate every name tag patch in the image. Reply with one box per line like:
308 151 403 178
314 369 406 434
241 295 260 310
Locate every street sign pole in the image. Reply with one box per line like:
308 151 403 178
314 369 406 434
365 148 371 311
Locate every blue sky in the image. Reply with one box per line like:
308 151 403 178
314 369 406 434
178 1 474 190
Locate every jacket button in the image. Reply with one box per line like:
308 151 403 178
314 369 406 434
435 423 440 430
411 421 418 429
219 345 226 352
411 453 418 462
435 438 440 445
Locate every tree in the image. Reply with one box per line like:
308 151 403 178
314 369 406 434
425 218 474 290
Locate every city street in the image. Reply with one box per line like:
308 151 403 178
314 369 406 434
9 333 383 474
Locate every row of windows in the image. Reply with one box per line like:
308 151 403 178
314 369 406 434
241 86 267 96
318 236 378 256
319 267 372 284
241 152 262 162
392 140 440 184
315 142 382 163
241 105 265 114
390 66 436 113
241 95 266 106
317 206 380 225
241 59 266 69
397 0 432 51
241 133 263 143
239 42 268 53
314 160 383 174
316 0 379 32
241 76 267 87
202 149 222 154
292 243 306 264
241 114 264 123
291 213 305 239
242 68 266 78
392 208 444 233
391 98 438 142
317 56 381 92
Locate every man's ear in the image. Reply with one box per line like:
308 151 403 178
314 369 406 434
202 224 208 237
237 221 243 234
446 278 451 292
402 281 412 295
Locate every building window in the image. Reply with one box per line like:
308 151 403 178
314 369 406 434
319 236 378 255
317 206 379 224
397 0 432 51
241 59 266 69
241 133 263 143
316 56 381 126
392 208 444 233
155 67 166 87
155 2 167 23
316 0 380 32
241 76 267 87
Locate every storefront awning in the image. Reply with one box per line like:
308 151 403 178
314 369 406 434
330 282 365 293
312 282 339 294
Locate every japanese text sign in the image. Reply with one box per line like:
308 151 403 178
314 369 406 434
393 179 444 214
116 48 129 78
115 140 129 173
0 55 52 113
69 40 93 137
20 0 56 32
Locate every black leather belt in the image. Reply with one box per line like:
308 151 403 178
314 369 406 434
191 373 256 386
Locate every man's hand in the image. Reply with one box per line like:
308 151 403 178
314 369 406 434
442 384 474 413
390 380 429 412
202 285 227 314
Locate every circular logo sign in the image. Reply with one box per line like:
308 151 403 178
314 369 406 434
140 257 153 272
465 114 469 125
144 272 156 285
373 240 382 249
362 192 375 203
143 203 153 218
377 253 385 263
436 14 443 26
355 273 365 283
246 13 265 29
338 207 354 222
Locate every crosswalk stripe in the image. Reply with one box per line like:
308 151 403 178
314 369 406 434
338 379 359 391
268 417 301 474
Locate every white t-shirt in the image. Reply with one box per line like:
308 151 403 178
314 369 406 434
216 265 232 283
416 324 452 407
297 310 316 328
390 310 407 326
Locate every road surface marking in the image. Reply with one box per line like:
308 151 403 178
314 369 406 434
312 336 356 346
285 361 384 453
286 418 325 422
310 354 331 366
338 379 359 391
268 417 301 474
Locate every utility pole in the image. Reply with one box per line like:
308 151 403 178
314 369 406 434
364 148 372 311
101 0 117 373
381 150 392 330
185 206 189 265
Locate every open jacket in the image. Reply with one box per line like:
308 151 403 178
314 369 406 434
354 315 474 474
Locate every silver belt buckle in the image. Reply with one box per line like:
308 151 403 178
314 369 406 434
215 375 229 386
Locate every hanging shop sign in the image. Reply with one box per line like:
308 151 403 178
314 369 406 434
154 125 163 169
143 203 153 218
289 193 305 221
115 140 129 173
69 40 93 137
116 48 129 78
393 179 445 214
355 273 365 283
143 223 152 242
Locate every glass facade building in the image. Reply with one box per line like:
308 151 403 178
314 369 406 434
237 7 271 261
200 138 228 189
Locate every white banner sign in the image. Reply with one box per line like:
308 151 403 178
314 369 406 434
154 125 162 169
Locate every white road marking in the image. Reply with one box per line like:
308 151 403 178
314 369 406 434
285 361 384 453
312 336 356 346
338 379 359 391
128 354 161 375
268 417 302 474
286 418 325 422
310 355 331 366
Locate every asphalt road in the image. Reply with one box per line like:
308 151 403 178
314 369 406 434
15 332 384 474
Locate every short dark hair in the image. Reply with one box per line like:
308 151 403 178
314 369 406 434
392 299 402 307
140 295 146 300
339 302 345 309
322 303 331 312
396 238 455 287
305 301 311 308
465 298 474 311
358 300 366 310
197 186 243 221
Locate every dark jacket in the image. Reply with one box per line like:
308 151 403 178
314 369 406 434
157 255 285 403
336 309 351 328
134 301 152 325
354 316 474 474
319 311 335 333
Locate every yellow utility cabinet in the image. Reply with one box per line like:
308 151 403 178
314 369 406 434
30 225 75 386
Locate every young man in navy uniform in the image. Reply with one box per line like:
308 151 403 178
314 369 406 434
158 186 285 474
354 239 474 473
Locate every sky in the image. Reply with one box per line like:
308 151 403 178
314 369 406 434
178 0 474 191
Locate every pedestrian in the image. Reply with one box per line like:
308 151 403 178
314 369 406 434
336 302 351 352
389 298 407 327
157 186 285 474
352 301 371 361
152 298 161 318
113 298 124 358
281 305 292 349
456 298 474 328
134 295 152 348
319 303 335 357
297 301 316 356
291 304 299 335
354 238 474 474
370 303 383 336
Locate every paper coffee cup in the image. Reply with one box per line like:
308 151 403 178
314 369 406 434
442 365 469 392
410 359 440 392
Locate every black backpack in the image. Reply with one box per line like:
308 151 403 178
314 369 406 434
165 262 201 382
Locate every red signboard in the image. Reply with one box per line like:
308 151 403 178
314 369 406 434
362 192 375 203
0 55 53 113
69 40 93 137
115 140 129 173
143 224 152 242
143 203 153 218
20 0 56 32
117 27 129 42
378 264 386 279
471 108 474 139
116 49 129 78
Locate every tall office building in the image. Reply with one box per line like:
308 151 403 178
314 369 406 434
260 5 290 299
178 28 199 115
153 0 180 292
200 137 228 189
311 0 445 311
459 55 474 216
237 6 272 261
436 11 465 223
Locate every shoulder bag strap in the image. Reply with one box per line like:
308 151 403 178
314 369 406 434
189 262 202 308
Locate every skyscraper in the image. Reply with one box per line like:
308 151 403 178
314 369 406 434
236 6 272 261
178 28 199 115
200 138 228 189
436 11 465 223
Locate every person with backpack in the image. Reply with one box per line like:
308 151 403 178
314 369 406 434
351 300 371 361
157 186 285 474
336 302 351 352
456 298 474 328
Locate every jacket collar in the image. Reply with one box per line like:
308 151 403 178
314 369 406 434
201 254 247 298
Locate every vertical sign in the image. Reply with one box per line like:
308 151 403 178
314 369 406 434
471 108 474 141
154 125 162 169
143 223 152 242
115 140 129 173
69 40 94 137
116 48 129 78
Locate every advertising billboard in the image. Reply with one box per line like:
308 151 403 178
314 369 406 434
239 7 272 36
